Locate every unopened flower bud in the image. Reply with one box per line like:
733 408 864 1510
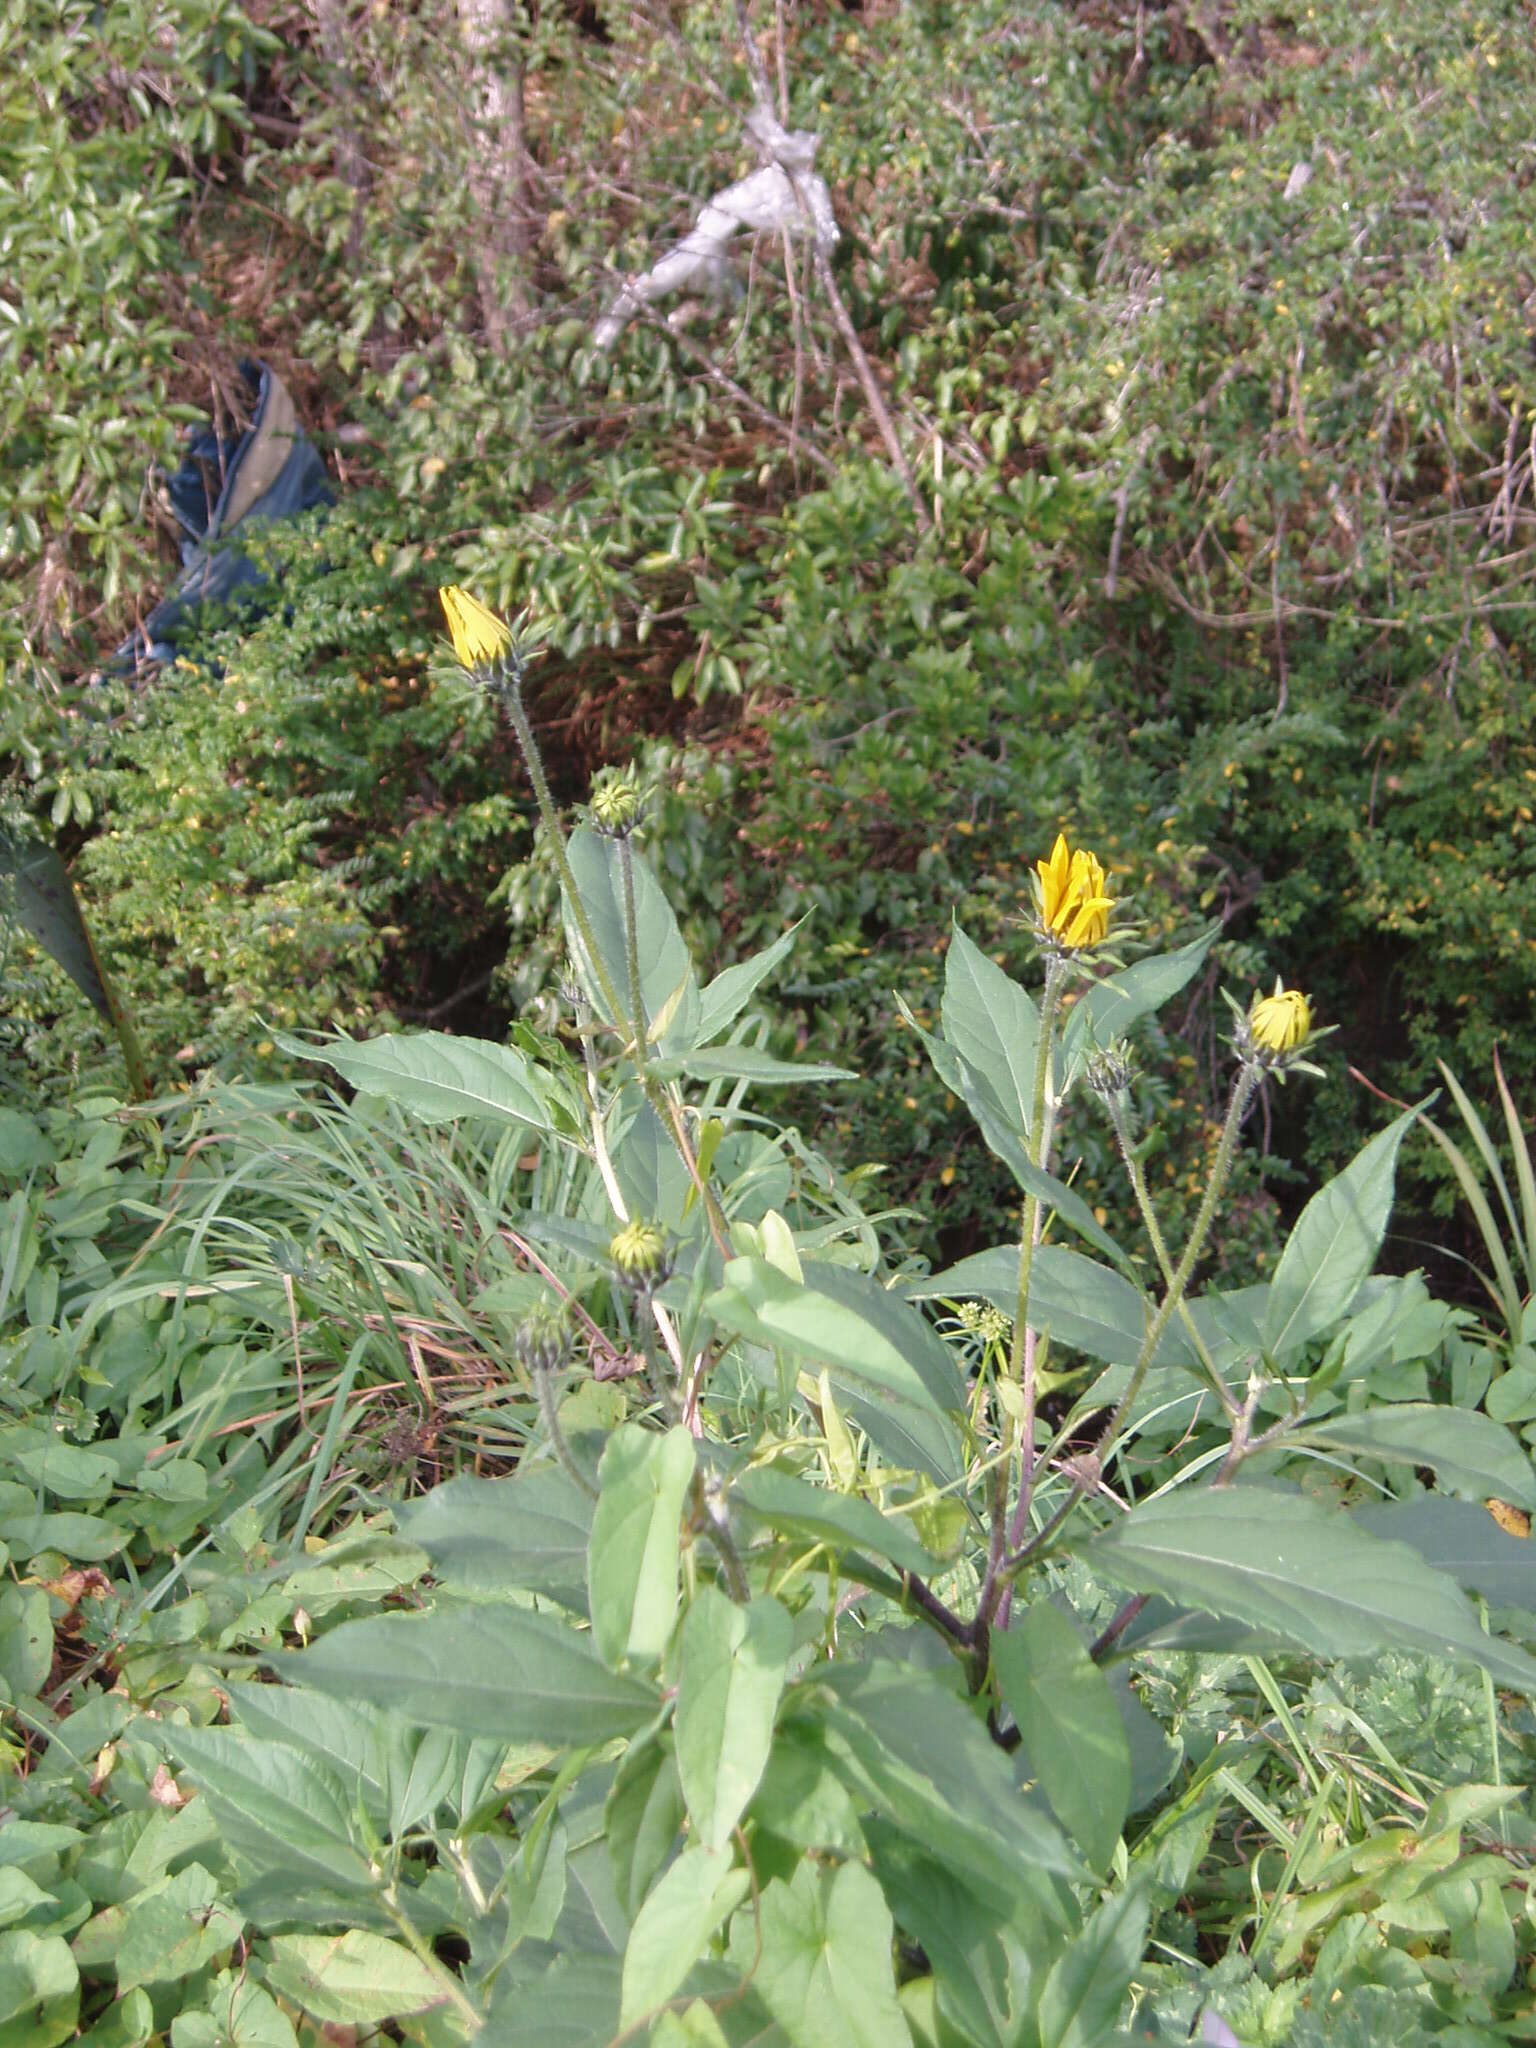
589 772 644 838
514 1300 571 1375
609 1219 670 1286
1084 1039 1136 1102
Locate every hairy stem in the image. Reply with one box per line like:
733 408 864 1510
1007 1061 1262 1574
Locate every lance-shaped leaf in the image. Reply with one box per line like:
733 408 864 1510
940 924 1041 1140
562 824 699 1044
1059 927 1217 1079
1290 1403 1536 1510
675 1589 793 1851
709 1258 963 1482
1263 1109 1417 1359
276 1028 551 1133
1085 1485 1536 1697
589 1425 696 1671
993 1601 1131 1873
278 1605 659 1745
396 1466 594 1614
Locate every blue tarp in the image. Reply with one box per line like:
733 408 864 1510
114 359 332 671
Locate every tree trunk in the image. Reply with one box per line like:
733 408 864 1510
456 0 536 346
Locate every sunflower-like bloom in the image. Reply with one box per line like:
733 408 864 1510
440 585 513 670
1036 832 1115 950
1249 981 1312 1054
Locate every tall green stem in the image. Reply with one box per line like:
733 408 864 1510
1105 1094 1238 1419
499 665 731 1255
986 956 1066 1628
1007 1061 1262 1573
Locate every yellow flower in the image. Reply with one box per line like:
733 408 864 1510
1249 981 1312 1053
439 585 512 669
1036 832 1114 949
609 1219 668 1280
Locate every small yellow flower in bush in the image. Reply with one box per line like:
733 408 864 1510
1249 981 1313 1053
1035 832 1115 949
440 585 512 669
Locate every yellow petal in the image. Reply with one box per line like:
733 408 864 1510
440 585 512 669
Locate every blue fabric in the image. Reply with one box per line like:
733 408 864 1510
113 360 333 671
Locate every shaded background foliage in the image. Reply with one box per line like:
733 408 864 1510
4 0 1534 1276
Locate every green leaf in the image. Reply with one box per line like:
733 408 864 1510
1290 1403 1536 1510
993 1602 1131 1872
0 1931 79 2048
588 1425 696 1671
1060 927 1217 1077
0 1512 126 1562
163 1729 379 1895
674 1045 856 1086
280 1605 659 1745
815 1660 1084 1927
261 1931 448 2026
733 1465 938 1578
863 1823 1013 2048
675 1589 792 1851
692 921 805 1048
113 1864 241 1992
0 831 110 1019
275 1029 550 1134
1085 1486 1536 1696
912 1245 1154 1369
563 825 698 1042
1355 1498 1536 1612
606 1736 686 1921
727 1859 911 2048
396 1467 594 1613
1036 1880 1149 2048
618 1847 749 2029
940 925 1040 1140
1263 1111 1417 1358
708 1259 962 1482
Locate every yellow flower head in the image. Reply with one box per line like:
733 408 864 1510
440 585 512 670
609 1219 669 1281
1036 832 1115 950
1249 981 1312 1054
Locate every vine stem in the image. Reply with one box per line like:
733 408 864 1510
1005 1061 1263 1577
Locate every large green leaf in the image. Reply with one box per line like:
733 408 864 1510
276 1028 550 1134
675 1589 792 1851
733 1465 938 1578
814 1659 1084 1926
673 1044 856 1086
993 1601 1131 1873
1355 1498 1536 1613
563 824 698 1042
1036 1881 1150 2048
912 1245 1154 1369
262 1932 447 2027
588 1425 696 1671
280 1606 658 1744
1290 1404 1536 1510
709 1258 962 1482
618 1847 749 2030
940 925 1041 1141
163 1728 379 1895
0 1931 78 2048
397 1467 594 1613
863 1824 1013 2048
0 831 109 1017
1263 1110 1417 1359
1085 1486 1536 1696
726 1859 910 2048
